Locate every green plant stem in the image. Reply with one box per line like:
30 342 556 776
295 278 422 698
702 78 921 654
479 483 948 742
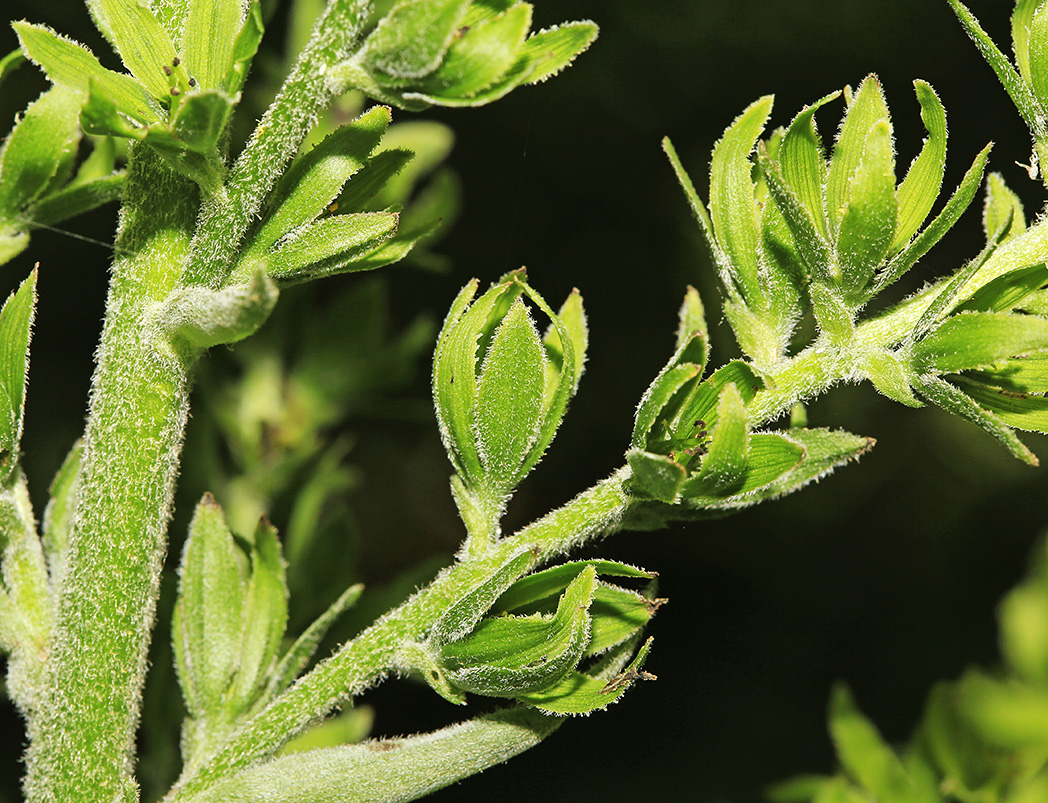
24 146 198 803
166 467 633 801
183 0 373 289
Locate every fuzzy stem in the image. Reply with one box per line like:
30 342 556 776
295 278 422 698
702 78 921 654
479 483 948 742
182 0 373 289
165 468 633 801
23 147 198 803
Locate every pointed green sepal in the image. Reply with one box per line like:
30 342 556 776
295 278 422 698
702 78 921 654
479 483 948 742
891 81 948 253
983 172 1026 244
691 382 749 494
41 440 81 586
264 212 400 284
626 448 687 503
778 91 839 240
0 271 37 482
709 96 773 307
958 379 1048 434
360 0 473 82
173 494 247 719
432 548 536 645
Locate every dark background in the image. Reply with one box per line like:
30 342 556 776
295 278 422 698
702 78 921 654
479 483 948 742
3 0 1048 800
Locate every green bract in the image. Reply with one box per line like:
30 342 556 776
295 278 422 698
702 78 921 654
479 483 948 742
433 270 587 550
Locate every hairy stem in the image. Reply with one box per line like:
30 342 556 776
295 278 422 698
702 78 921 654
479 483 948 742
183 0 373 288
23 147 198 803
166 468 633 800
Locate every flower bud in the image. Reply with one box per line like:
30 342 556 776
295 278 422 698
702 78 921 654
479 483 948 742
433 271 585 546
329 1 597 110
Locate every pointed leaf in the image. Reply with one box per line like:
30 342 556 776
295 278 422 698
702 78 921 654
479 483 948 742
680 428 873 513
663 137 739 295
837 119 897 299
947 0 1046 139
0 86 83 217
680 432 805 501
914 311 1048 373
442 566 595 696
230 517 289 712
183 0 246 90
168 89 236 153
362 0 473 81
264 212 399 283
1029 1 1048 110
475 299 545 489
862 349 921 407
174 494 246 718
958 264 1048 314
892 81 948 252
691 383 749 494
433 549 535 644
41 440 81 586
632 362 702 450
810 281 854 345
825 75 890 236
710 96 773 307
14 22 161 125
970 353 1048 395
676 284 709 349
983 172 1027 243
0 49 25 93
248 106 392 259
1015 0 1041 87
228 0 265 94
520 20 599 85
626 448 687 503
492 560 656 615
875 143 992 294
0 271 36 480
542 289 587 397
779 90 839 239
960 380 1048 433
519 636 655 714
94 0 180 100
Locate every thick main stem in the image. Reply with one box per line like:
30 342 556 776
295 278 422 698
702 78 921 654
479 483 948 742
24 148 198 802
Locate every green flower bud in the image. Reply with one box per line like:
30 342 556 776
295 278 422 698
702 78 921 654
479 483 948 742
433 271 586 547
329 1 598 110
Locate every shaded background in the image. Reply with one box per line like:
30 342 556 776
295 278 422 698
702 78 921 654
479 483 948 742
3 0 1048 800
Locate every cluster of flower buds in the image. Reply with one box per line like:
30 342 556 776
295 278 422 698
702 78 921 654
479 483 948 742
330 0 597 110
402 552 660 714
432 271 586 548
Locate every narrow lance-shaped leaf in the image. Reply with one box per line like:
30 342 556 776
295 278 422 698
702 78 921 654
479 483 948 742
41 440 82 586
493 560 656 614
13 22 161 125
891 81 948 252
246 106 392 261
520 21 599 85
983 172 1026 243
626 448 687 503
417 4 531 99
778 90 840 239
959 380 1048 433
824 75 890 237
0 86 83 219
692 382 749 494
914 311 1048 373
709 96 773 309
94 0 180 100
182 0 247 90
0 271 37 481
1028 1 1048 111
229 517 289 713
475 299 546 491
837 118 898 300
264 212 400 285
1014 0 1041 87
947 0 1046 140
361 0 473 80
873 143 991 295
173 494 247 718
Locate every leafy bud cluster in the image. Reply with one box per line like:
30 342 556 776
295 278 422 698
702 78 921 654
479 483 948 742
330 0 598 110
433 271 586 548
